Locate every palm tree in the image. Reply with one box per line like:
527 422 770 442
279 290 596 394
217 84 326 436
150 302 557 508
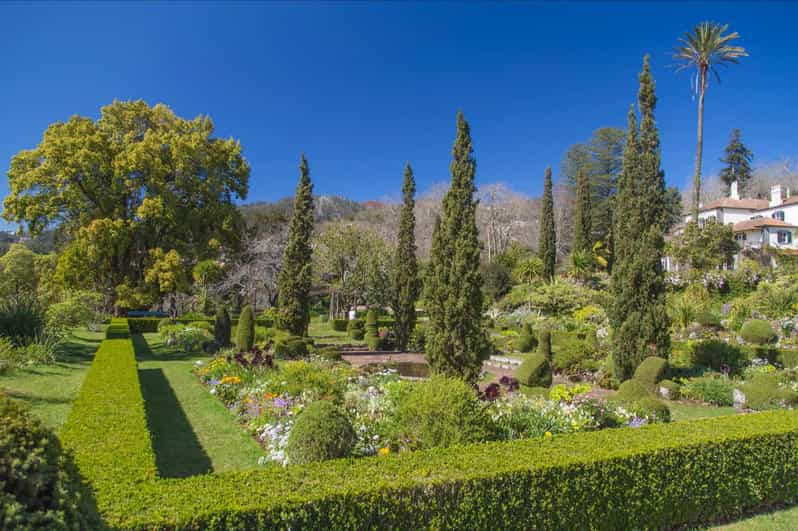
674 22 748 220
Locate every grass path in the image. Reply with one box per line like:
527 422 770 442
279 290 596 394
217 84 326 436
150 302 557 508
0 328 104 430
134 333 264 475
709 505 798 530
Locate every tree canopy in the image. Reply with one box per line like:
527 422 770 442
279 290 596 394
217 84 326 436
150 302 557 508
4 100 250 310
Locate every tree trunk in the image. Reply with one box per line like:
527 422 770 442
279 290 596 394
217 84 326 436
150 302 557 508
692 67 707 221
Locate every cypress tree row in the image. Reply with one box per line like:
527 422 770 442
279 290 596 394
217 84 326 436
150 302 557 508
572 167 593 255
538 167 557 282
610 56 671 381
277 154 314 337
424 111 491 384
391 163 420 351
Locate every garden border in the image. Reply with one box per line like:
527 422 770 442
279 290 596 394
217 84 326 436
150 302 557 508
61 318 798 529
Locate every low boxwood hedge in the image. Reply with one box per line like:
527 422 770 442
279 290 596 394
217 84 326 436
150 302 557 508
128 317 273 334
61 319 798 530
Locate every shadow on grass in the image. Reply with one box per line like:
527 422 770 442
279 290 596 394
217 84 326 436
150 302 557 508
132 334 200 362
3 389 73 405
57 332 104 365
139 368 212 478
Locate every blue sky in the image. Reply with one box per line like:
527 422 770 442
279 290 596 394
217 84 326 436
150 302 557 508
1 1 796 225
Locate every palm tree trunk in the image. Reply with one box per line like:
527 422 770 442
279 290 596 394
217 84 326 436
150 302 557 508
692 67 707 221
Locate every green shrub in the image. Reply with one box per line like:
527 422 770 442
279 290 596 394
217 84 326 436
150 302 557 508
0 297 45 345
365 309 378 339
0 395 101 529
408 325 426 352
614 379 652 402
695 309 721 328
691 340 746 373
105 318 130 339
518 385 550 398
0 337 18 374
274 336 311 359
316 346 342 361
383 376 493 450
236 305 255 351
680 376 734 406
633 357 669 388
213 307 232 347
627 396 671 423
45 290 104 332
514 324 537 353
285 401 355 464
741 374 798 411
741 319 777 345
779 350 798 368
538 329 552 361
331 319 348 332
514 353 552 388
658 379 681 400
347 318 365 340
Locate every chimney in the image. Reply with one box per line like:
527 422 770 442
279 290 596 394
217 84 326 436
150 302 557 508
729 180 739 200
770 184 783 207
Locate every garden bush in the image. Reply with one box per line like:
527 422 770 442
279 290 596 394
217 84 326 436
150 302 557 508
59 319 798 530
680 376 735 406
0 337 17 374
331 319 348 332
633 357 669 388
273 336 311 359
285 400 355 464
741 374 798 411
741 319 777 345
514 324 537 353
383 376 494 451
45 290 104 332
316 346 342 361
538 329 552 361
347 318 365 340
614 379 652 402
236 305 255 352
779 349 798 368
691 340 746 373
626 396 671 423
0 395 101 529
408 324 426 352
514 353 552 388
0 296 45 345
213 307 232 347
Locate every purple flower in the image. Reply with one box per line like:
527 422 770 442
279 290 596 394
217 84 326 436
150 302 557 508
626 416 648 428
209 378 221 386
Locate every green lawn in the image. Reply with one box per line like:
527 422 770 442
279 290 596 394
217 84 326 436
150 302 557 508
307 318 365 345
669 402 737 422
710 505 798 530
0 328 104 430
134 333 264 475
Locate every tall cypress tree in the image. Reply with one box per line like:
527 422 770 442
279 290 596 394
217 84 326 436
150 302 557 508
719 128 754 195
610 56 671 381
424 111 490 384
392 163 420 351
538 167 557 281
277 154 314 336
572 167 592 255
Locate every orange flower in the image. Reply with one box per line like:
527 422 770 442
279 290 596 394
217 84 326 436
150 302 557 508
264 392 277 400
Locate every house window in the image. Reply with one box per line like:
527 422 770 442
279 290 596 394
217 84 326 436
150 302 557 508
735 233 747 242
777 231 793 244
751 215 764 220
706 215 717 223
773 211 785 221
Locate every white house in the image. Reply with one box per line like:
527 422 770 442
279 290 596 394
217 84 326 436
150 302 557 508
668 181 798 270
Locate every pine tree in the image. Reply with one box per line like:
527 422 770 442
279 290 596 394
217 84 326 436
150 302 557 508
236 304 254 352
610 56 671 382
572 167 592 255
719 128 754 195
391 163 420 351
538 167 557 282
277 154 314 336
423 111 491 384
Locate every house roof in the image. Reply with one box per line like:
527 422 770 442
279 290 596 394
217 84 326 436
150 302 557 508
699 198 770 212
732 218 798 232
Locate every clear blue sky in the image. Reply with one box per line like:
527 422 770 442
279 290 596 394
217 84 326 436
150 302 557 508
1 2 796 221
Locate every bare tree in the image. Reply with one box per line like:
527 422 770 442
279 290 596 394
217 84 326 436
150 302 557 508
214 229 286 310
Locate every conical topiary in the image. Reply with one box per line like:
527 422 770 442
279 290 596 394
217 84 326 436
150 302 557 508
236 305 255 352
214 306 231 347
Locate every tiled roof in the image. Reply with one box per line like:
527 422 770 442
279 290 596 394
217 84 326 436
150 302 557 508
732 218 798 232
699 198 770 212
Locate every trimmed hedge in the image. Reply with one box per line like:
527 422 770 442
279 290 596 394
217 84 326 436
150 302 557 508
105 317 130 339
60 319 798 529
331 319 348 332
128 317 273 334
633 357 669 388
514 353 552 388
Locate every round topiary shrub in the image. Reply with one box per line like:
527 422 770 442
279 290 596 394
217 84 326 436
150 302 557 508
285 400 355 464
274 336 311 359
347 319 365 340
331 319 348 332
740 319 777 345
614 379 652 402
384 376 493 450
236 305 255 352
632 357 669 389
0 395 101 529
514 353 552 388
